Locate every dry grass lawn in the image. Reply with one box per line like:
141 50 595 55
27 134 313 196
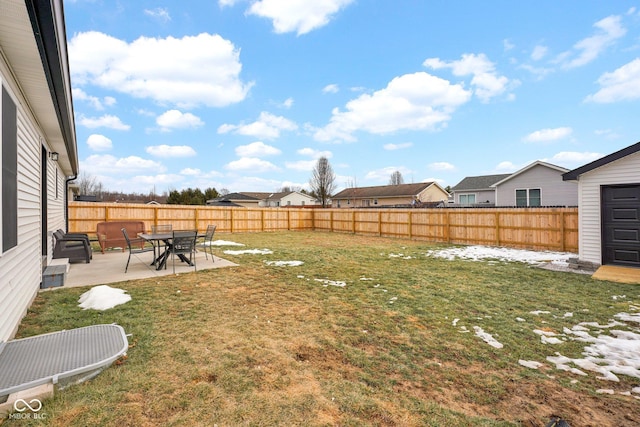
7 231 640 426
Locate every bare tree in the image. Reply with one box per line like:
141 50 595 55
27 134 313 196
309 156 336 207
389 170 404 185
76 171 104 198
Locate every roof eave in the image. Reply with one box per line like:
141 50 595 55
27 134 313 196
563 141 640 181
25 0 78 175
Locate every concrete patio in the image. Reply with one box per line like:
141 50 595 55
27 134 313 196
44 247 238 290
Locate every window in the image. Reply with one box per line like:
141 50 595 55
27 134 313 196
2 85 18 252
516 188 541 207
459 194 476 205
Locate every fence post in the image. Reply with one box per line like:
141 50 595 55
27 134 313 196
495 211 500 246
445 211 450 243
261 209 264 232
378 211 382 236
287 209 291 231
408 211 412 239
194 207 199 232
330 210 334 232
352 210 356 234
560 210 565 252
230 208 234 233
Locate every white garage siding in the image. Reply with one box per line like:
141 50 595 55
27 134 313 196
577 151 640 265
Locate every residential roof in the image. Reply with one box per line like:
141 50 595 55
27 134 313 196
332 182 439 199
1 0 78 175
206 199 243 207
491 161 569 187
451 174 511 192
563 141 640 181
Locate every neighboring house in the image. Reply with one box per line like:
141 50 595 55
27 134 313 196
206 192 266 208
563 142 640 268
332 182 449 208
492 161 578 207
261 191 318 207
450 174 511 205
0 0 78 341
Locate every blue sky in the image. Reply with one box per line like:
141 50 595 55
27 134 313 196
65 1 640 195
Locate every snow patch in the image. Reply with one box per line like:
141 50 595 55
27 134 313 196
264 260 304 267
473 326 503 349
206 240 245 246
224 248 273 255
519 360 544 369
78 285 131 311
426 245 572 264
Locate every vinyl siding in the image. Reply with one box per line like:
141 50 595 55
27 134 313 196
495 165 578 206
577 151 640 265
0 79 43 341
455 189 496 204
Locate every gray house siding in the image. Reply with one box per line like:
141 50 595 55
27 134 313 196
455 189 496 205
495 164 577 206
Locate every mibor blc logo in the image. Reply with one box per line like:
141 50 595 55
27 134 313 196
9 398 47 420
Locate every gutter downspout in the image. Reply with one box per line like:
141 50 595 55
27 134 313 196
64 175 76 233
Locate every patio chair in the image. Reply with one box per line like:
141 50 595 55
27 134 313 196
55 229 92 260
200 224 217 261
122 228 154 273
170 230 197 274
151 224 173 256
53 230 92 263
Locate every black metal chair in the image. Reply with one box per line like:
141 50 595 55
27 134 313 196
122 228 154 273
53 230 92 263
200 224 217 261
170 230 197 274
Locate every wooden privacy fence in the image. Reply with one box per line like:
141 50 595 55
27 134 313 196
69 202 579 252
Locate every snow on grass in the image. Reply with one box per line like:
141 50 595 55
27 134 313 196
264 260 304 267
223 248 273 255
426 245 573 264
314 278 346 288
205 240 245 246
78 285 131 311
519 360 544 369
473 326 503 349
388 253 413 259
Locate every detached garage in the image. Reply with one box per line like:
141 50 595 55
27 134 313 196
563 142 640 270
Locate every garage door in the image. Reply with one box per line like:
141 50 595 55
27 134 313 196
602 185 640 267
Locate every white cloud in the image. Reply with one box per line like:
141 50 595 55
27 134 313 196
217 112 298 139
156 110 204 131
531 45 548 61
549 151 603 165
494 161 520 172
285 160 317 171
558 15 626 69
225 157 280 172
180 168 202 175
424 53 511 103
78 114 130 130
585 58 640 103
235 141 282 157
428 162 456 171
296 147 332 158
219 0 241 7
383 142 413 151
73 88 116 110
247 0 355 35
323 84 339 94
503 39 515 52
364 166 413 183
81 154 165 175
144 7 171 23
86 134 112 151
282 97 294 108
314 72 471 143
523 127 573 143
69 32 253 108
145 145 197 158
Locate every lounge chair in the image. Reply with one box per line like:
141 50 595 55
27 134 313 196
53 230 92 263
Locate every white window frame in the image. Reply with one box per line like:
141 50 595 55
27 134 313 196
515 188 541 207
459 193 476 205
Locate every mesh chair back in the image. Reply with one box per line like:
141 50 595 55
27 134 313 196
152 224 173 233
172 230 197 255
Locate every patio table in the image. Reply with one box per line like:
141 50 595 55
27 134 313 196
139 232 204 270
